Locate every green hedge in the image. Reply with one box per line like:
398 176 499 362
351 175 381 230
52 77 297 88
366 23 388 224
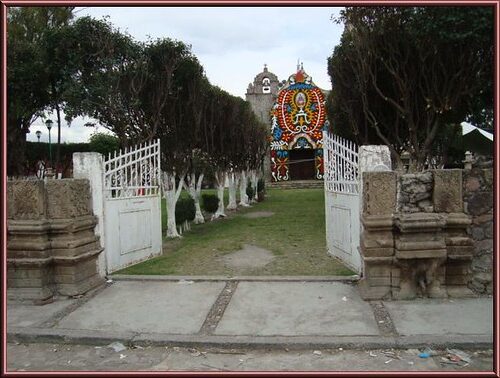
24 135 120 177
201 194 219 214
175 197 196 225
246 181 255 201
24 141 92 177
26 141 91 162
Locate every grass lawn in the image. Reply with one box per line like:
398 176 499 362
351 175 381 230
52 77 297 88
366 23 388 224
116 188 354 276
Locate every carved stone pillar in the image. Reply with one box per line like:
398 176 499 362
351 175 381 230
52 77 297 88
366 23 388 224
45 180 104 296
7 179 104 303
7 181 54 302
433 169 474 297
358 171 397 300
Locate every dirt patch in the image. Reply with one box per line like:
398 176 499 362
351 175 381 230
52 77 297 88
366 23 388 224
241 211 274 219
221 244 275 269
162 238 182 255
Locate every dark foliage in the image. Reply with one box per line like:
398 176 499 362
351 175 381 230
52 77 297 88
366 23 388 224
201 194 219 214
175 197 196 225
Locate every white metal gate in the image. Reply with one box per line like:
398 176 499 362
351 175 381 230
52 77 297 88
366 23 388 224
103 139 162 273
323 131 361 274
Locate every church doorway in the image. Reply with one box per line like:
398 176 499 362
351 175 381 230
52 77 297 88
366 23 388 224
289 149 315 180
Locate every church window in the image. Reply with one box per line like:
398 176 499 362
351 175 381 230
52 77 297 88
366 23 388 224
262 77 271 93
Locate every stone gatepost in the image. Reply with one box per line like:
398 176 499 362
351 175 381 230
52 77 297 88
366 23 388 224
358 171 397 300
357 145 394 299
73 152 106 277
7 179 104 303
7 181 53 302
358 168 476 300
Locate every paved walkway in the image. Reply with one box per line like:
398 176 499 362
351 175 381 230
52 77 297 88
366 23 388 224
7 277 493 350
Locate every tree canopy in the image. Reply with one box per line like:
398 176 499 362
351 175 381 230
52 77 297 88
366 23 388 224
327 6 494 170
7 6 74 175
7 10 267 178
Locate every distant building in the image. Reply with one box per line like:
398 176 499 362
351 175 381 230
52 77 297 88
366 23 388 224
246 63 328 182
246 65 281 180
245 64 281 123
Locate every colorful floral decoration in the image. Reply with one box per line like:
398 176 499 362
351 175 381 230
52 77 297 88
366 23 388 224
315 149 324 180
270 66 327 181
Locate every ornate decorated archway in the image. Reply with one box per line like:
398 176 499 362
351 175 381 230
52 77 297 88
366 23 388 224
270 65 327 181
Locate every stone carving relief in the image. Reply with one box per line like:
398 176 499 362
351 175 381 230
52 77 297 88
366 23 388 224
46 180 91 219
8 181 45 220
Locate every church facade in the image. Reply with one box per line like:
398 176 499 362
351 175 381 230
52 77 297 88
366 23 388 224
246 64 327 182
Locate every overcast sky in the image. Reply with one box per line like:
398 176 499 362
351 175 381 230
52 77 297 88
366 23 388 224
27 6 345 144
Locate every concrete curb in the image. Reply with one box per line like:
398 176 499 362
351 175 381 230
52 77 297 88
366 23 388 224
110 275 361 282
8 327 493 351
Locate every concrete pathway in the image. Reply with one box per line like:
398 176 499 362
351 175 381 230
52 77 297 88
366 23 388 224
7 277 493 351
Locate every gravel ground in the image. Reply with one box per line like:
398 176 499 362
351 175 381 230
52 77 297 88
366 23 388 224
7 342 493 372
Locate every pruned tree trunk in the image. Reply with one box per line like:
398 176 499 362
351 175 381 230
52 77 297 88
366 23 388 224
239 170 249 207
214 170 226 219
184 172 205 224
162 171 185 238
227 171 240 210
7 120 28 177
180 220 190 234
249 169 258 203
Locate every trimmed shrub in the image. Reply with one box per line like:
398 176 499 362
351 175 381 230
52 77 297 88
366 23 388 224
246 181 255 201
202 194 219 214
89 133 120 156
175 197 195 225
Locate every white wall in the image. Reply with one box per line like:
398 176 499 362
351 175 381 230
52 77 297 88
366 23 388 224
73 152 107 277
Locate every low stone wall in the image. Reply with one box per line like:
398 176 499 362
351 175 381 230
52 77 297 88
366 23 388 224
7 179 104 303
359 168 491 300
463 168 493 294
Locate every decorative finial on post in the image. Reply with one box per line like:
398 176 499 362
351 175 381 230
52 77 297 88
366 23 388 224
463 151 473 170
263 63 267 72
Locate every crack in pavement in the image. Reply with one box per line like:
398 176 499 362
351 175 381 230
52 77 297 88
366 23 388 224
199 281 238 336
370 301 398 337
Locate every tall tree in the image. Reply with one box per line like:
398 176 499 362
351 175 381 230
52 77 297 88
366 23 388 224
7 6 74 176
156 43 206 237
39 9 75 172
180 63 212 223
327 6 493 170
63 16 142 143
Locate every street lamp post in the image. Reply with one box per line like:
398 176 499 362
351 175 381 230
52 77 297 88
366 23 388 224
45 119 53 168
36 130 42 142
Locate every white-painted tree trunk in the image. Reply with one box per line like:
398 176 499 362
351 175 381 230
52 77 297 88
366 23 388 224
162 171 185 238
194 173 204 224
227 171 240 210
184 172 205 224
214 170 226 219
249 169 258 203
239 170 250 207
